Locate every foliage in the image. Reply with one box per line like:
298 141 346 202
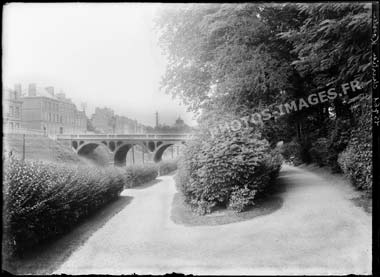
157 159 178 176
157 3 372 209
175 128 282 214
309 138 330 167
279 3 371 86
157 4 292 116
122 164 158 188
3 158 125 256
280 139 303 165
338 95 372 191
86 118 99 133
325 118 352 172
228 187 256 212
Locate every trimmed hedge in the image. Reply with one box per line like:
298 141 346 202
123 164 158 188
3 158 125 256
175 128 282 214
157 159 178 176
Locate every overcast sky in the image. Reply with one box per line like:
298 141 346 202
3 3 196 127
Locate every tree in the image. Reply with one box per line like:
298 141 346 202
156 3 372 172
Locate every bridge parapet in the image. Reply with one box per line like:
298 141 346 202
57 133 193 141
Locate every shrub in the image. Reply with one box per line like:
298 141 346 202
280 139 303 165
338 95 372 191
338 143 372 190
326 118 351 172
309 138 329 166
228 186 256 212
123 164 158 188
175 128 282 215
157 159 178 176
3 158 125 256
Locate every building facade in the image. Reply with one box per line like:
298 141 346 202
90 107 115 133
115 115 146 134
3 84 23 131
91 107 147 134
4 83 87 135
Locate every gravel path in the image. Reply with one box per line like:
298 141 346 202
54 165 371 275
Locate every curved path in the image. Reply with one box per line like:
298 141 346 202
54 165 371 275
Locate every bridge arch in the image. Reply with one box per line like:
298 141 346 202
75 142 113 165
114 144 133 166
58 133 192 165
77 142 113 155
114 142 149 166
153 143 177 163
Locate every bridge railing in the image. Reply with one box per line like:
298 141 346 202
56 133 194 140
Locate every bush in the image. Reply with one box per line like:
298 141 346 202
309 138 329 166
228 186 256 212
3 158 125 256
326 118 351 172
280 139 303 165
175 128 282 215
338 95 372 191
157 159 178 176
338 143 372 191
123 164 158 188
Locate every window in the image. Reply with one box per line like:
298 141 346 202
10 106 14 116
10 122 14 129
15 107 20 118
60 116 63 123
15 123 20 129
49 113 52 122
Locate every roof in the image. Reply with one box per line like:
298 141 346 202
20 86 73 103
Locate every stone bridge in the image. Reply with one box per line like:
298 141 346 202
56 133 193 166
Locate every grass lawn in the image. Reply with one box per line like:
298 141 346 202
3 134 80 164
3 134 113 166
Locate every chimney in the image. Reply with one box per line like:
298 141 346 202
56 92 66 100
28 83 37 97
45 86 54 97
14 83 22 99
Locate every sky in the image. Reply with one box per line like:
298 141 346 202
2 3 196 127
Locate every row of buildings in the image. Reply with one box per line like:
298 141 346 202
90 107 147 134
4 84 87 135
3 83 149 136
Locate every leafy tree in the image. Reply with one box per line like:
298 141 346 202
156 3 372 192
